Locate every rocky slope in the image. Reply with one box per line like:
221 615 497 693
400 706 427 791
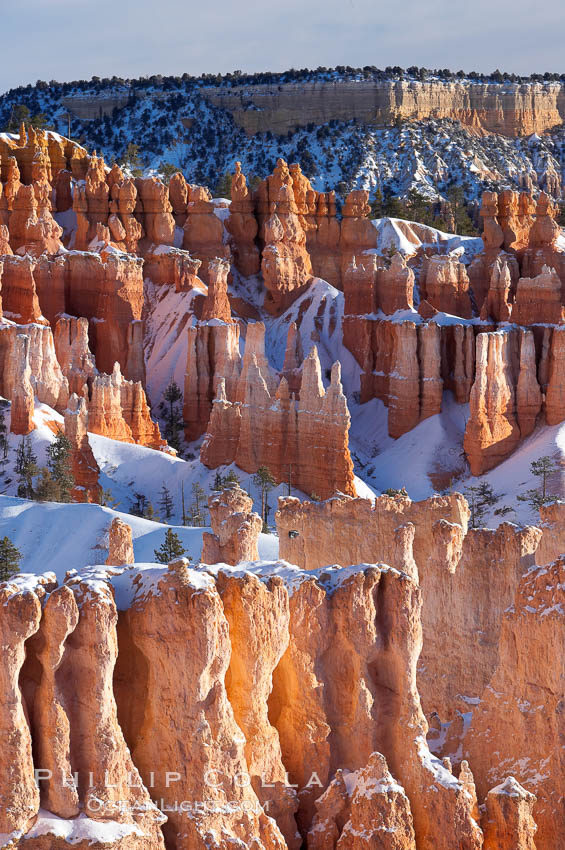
1 119 565 849
1 71 565 203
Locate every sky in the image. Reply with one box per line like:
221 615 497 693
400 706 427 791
2 0 563 93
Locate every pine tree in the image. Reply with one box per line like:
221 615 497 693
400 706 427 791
130 492 147 517
464 482 499 528
253 465 276 532
181 481 187 526
15 436 38 500
160 381 184 453
154 528 187 564
39 430 74 502
0 536 21 581
517 456 558 513
0 407 9 470
159 483 174 521
188 482 206 526
214 172 233 198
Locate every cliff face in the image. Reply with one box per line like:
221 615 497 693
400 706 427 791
202 79 565 137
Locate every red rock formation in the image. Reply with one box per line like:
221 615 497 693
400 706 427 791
339 190 378 281
1 254 47 324
31 585 80 819
136 176 175 246
463 330 521 475
183 185 231 283
343 252 413 316
64 393 101 503
106 517 134 566
54 315 98 398
482 778 537 850
202 346 356 500
168 171 189 226
122 563 287 849
0 125 87 185
63 252 144 381
281 321 304 395
512 265 565 325
109 176 144 253
0 583 41 833
61 573 165 843
260 159 313 313
216 571 300 848
201 257 233 322
308 752 417 849
276 491 540 732
10 333 35 434
201 486 263 564
9 183 63 256
225 162 260 277
84 153 109 241
535 500 565 566
420 254 472 317
545 326 565 425
143 246 203 291
183 318 241 442
465 557 565 848
480 255 513 322
120 377 165 450
270 563 483 849
304 190 341 289
88 363 163 449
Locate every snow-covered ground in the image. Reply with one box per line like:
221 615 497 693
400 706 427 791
0 495 279 580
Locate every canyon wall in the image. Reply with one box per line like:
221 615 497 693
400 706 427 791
203 79 565 136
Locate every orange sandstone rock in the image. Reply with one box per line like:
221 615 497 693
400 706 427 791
479 256 513 322
463 330 521 475
183 185 231 284
31 585 80 819
122 565 287 849
0 583 41 833
54 315 98 398
307 752 417 850
10 333 35 434
106 517 134 566
64 393 101 503
1 254 47 324
136 176 175 246
482 777 537 850
201 486 262 565
217 571 300 848
465 557 565 848
514 264 565 325
260 160 313 313
225 162 260 277
201 257 233 322
420 254 472 317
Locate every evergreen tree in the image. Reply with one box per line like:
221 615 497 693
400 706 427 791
188 482 206 526
130 492 147 517
464 482 499 528
160 381 184 453
122 142 143 176
517 456 558 513
0 407 9 470
253 465 276 531
154 528 187 563
0 536 21 582
15 436 38 500
41 430 74 502
214 172 233 198
159 483 174 521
